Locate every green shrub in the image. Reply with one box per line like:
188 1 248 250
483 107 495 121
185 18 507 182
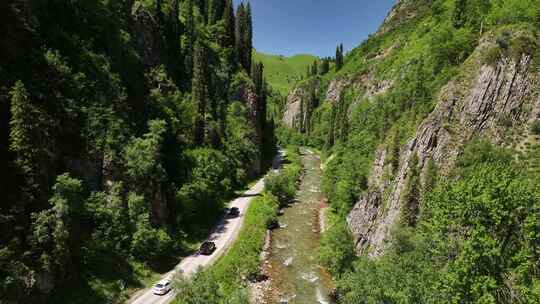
482 45 502 66
264 148 301 207
531 120 540 135
318 219 355 276
264 168 299 206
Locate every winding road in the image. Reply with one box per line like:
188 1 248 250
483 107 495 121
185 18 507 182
129 150 284 304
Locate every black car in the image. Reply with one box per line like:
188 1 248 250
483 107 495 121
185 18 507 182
228 207 240 217
199 241 216 255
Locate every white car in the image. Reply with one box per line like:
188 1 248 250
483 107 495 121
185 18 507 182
152 278 172 295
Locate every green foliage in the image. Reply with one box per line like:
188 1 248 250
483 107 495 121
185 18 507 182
318 219 356 276
31 174 83 274
173 193 279 304
531 120 540 135
264 147 302 207
123 120 167 182
337 228 439 304
131 216 174 260
224 102 258 185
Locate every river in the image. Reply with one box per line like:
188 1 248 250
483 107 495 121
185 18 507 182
262 148 334 303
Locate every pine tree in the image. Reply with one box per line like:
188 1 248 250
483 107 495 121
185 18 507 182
222 0 235 48
208 0 224 25
335 44 344 70
320 58 330 75
311 60 318 76
184 0 195 81
402 153 420 227
245 3 253 72
192 39 209 145
195 0 207 23
335 46 341 70
235 3 246 70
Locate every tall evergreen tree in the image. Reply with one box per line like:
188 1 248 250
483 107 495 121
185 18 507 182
235 3 246 70
335 43 344 70
311 60 318 76
320 58 330 75
245 3 253 72
184 0 195 81
192 39 209 145
195 0 207 23
222 0 235 48
208 0 225 25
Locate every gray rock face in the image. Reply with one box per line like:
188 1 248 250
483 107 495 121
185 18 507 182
348 50 539 257
282 87 305 128
282 79 320 131
325 79 350 103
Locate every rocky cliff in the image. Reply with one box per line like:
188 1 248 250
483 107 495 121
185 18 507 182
347 38 540 256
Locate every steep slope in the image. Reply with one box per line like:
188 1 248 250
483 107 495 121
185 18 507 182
0 1 275 303
253 51 317 95
279 0 540 302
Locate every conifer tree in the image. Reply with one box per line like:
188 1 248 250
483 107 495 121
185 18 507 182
311 60 318 76
184 0 195 81
208 0 224 25
335 46 341 70
235 3 246 70
335 44 344 70
402 153 420 227
195 0 207 23
222 0 235 48
245 3 253 72
192 39 209 145
320 58 330 75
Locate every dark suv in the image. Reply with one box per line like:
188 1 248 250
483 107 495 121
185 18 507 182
199 241 216 255
228 207 240 217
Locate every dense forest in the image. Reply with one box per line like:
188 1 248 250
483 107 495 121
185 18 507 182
277 0 540 303
0 0 277 302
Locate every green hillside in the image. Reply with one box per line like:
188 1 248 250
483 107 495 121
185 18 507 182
253 51 317 95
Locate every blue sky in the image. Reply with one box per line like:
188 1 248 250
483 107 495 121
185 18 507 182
233 0 397 57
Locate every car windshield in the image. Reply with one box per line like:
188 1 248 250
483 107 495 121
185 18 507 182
155 284 164 288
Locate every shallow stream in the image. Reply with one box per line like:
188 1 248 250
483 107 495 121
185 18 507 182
263 149 333 303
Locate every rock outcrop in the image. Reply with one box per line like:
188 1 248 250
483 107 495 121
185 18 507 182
348 46 539 256
325 79 350 103
282 87 305 128
282 79 320 130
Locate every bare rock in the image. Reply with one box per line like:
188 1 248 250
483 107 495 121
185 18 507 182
325 79 350 103
282 87 306 128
